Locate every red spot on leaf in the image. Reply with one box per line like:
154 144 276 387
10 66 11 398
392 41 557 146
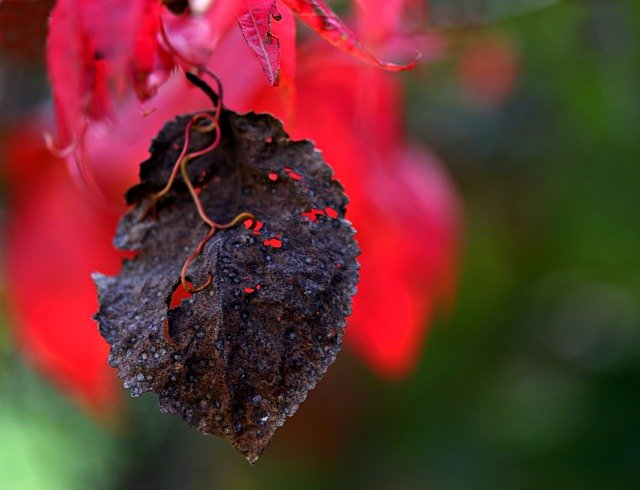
324 206 338 219
268 172 279 181
250 40 461 379
169 284 192 310
245 218 264 235
243 284 261 294
301 208 325 221
121 249 140 261
2 0 461 417
263 237 282 248
284 167 302 180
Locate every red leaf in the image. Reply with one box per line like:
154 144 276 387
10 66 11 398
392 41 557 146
237 0 282 86
2 124 122 414
353 0 424 42
46 0 151 150
45 0 241 153
46 0 88 152
270 3 297 117
458 33 519 109
282 0 419 71
4 2 460 418
248 44 460 377
130 0 173 100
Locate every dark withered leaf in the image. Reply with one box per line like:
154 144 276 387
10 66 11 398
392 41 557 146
94 108 359 463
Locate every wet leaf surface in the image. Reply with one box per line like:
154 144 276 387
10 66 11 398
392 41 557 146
94 108 359 462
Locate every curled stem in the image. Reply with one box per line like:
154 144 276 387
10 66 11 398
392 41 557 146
179 159 255 292
163 319 184 351
143 112 220 219
147 71 256 348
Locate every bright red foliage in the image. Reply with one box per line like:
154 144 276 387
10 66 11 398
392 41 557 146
247 43 460 376
46 0 235 152
2 0 461 410
237 0 282 85
282 0 419 71
47 0 144 150
3 123 124 413
46 0 420 153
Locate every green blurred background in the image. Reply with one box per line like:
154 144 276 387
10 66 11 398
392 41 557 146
1 0 639 488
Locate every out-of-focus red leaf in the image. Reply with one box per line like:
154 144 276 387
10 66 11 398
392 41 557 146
352 149 459 375
0 36 258 413
270 3 297 118
282 0 419 71
5 1 460 415
248 45 461 377
353 0 441 64
354 0 408 41
45 0 421 155
45 0 240 153
46 0 148 150
46 0 89 152
237 0 282 86
458 33 519 109
163 9 216 65
130 1 173 100
2 124 123 414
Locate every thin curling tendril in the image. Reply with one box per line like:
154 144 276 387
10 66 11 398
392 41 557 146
146 72 256 348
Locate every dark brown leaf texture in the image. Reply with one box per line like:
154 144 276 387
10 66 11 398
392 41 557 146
94 108 359 463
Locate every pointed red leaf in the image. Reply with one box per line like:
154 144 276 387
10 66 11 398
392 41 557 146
46 0 86 151
282 0 419 71
237 0 282 85
270 3 297 117
46 0 150 151
3 123 122 414
130 1 174 100
248 43 461 377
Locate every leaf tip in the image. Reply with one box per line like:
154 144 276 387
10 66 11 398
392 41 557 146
379 50 422 72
